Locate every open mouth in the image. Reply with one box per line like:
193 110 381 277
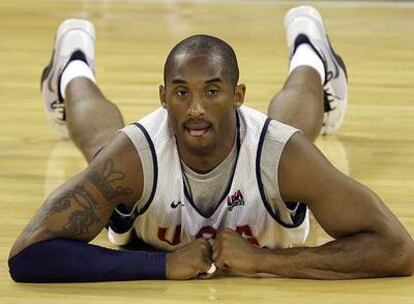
185 125 211 137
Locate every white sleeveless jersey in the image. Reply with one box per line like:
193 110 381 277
122 106 309 251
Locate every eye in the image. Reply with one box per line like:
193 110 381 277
176 89 188 97
207 88 219 96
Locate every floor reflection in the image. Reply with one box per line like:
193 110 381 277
44 140 86 198
308 134 351 246
315 135 350 176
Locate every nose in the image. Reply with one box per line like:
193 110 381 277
187 96 205 118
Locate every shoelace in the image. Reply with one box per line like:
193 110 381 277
50 99 66 121
323 71 340 112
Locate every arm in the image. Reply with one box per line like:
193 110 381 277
214 133 414 279
9 132 214 282
8 133 165 282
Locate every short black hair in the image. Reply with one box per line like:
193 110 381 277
163 34 239 88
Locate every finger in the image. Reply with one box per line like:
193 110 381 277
205 240 213 258
196 237 210 247
212 245 220 261
214 249 225 269
207 238 215 247
198 267 216 279
214 245 232 272
201 245 214 267
215 257 231 272
200 259 213 272
199 262 216 279
222 264 231 273
216 228 234 242
212 239 223 261
197 260 216 278
193 254 213 280
197 238 212 256
199 240 214 265
215 229 224 241
198 272 214 280
212 239 219 253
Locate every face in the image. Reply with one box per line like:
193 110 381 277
160 53 245 157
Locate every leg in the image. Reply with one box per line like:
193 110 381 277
268 66 323 142
275 6 348 138
65 78 124 163
41 19 124 164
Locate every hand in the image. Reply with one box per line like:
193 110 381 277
212 228 265 276
166 238 213 280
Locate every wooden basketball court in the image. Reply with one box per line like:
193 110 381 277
1 0 414 303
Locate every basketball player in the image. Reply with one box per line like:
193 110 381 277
9 6 414 282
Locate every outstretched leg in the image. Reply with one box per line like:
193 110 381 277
268 66 323 141
65 78 124 163
41 19 124 163
269 6 348 140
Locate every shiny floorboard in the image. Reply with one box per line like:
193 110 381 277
1 1 414 303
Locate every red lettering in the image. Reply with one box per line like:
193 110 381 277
236 225 259 246
157 225 181 245
157 224 259 246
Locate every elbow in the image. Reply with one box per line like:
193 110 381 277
9 235 49 282
8 240 43 283
8 248 27 282
396 240 414 276
9 239 56 283
383 234 414 277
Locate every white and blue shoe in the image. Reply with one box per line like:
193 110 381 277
41 19 96 139
285 6 348 135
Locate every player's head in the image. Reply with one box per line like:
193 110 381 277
163 34 240 88
159 34 246 158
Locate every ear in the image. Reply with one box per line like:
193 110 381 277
159 85 167 109
233 83 246 108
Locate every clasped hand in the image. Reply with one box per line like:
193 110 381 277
166 228 265 280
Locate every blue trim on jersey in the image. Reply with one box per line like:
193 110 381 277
133 122 159 216
255 118 307 228
181 109 242 219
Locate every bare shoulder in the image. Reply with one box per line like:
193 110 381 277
278 131 376 212
278 132 341 205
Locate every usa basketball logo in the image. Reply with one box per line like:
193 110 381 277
227 190 245 211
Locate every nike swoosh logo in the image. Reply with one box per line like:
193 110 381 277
326 37 340 78
47 50 56 93
170 201 184 209
332 59 340 78
47 73 55 93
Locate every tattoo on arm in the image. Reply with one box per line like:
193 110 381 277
60 185 102 237
88 159 132 202
22 158 133 241
23 185 102 239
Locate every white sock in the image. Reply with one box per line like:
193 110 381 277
60 60 96 99
289 44 325 84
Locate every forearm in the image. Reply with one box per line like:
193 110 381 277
257 232 412 279
9 238 165 283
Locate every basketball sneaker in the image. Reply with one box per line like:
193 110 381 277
284 6 348 135
41 19 96 139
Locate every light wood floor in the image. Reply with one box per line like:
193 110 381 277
1 0 414 303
